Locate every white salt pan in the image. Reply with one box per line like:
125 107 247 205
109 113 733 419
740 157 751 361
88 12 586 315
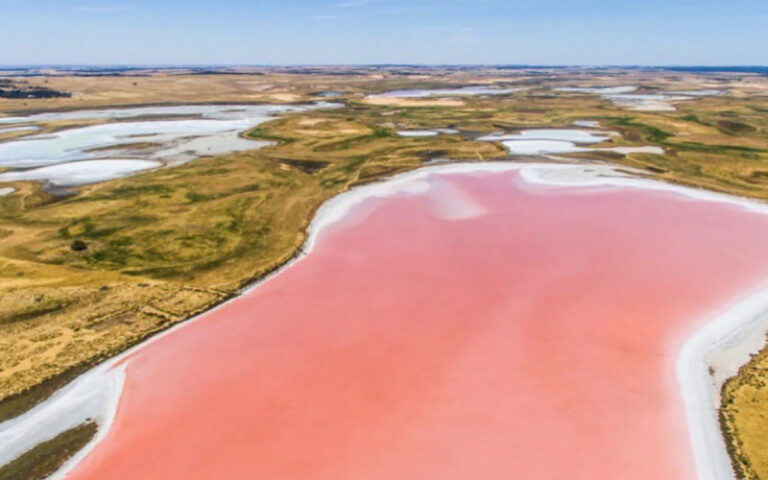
0 125 39 135
0 160 161 186
0 103 337 169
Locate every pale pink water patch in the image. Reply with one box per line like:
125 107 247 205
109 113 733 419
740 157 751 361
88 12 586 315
68 168 768 480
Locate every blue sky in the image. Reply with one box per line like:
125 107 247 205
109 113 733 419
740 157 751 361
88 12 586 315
1 0 766 65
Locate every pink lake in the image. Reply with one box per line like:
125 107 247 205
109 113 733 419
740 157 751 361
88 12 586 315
67 166 768 480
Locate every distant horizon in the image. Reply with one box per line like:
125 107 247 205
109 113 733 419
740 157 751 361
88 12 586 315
1 64 767 69
1 0 765 66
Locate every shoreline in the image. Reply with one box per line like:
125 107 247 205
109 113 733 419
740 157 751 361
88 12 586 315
678 283 768 480
2 161 768 479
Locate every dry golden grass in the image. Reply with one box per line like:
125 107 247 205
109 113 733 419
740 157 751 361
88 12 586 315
721 347 768 479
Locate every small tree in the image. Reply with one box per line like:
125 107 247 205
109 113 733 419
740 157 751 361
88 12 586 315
71 239 88 251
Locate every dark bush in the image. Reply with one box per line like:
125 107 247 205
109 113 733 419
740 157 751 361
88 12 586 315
70 239 88 251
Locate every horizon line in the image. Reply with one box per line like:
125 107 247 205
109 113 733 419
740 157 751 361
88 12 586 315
1 64 768 68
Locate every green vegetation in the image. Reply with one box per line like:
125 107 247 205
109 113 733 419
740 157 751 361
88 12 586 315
610 116 673 143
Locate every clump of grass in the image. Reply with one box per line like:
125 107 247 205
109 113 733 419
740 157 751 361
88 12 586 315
611 117 673 143
185 191 213 203
247 126 294 144
70 239 87 251
681 114 711 126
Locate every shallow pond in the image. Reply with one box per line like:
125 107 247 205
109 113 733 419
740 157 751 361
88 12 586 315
556 86 723 111
0 160 161 187
477 128 659 156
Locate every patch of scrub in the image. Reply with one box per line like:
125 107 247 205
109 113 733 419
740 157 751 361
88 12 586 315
368 85 522 99
0 103 337 170
0 160 161 187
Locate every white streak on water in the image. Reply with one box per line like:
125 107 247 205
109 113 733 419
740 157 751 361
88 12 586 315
396 130 439 137
477 129 663 156
573 120 600 128
610 145 665 155
396 129 458 137
503 140 587 155
0 105 327 125
478 129 612 144
0 125 39 135
556 86 724 111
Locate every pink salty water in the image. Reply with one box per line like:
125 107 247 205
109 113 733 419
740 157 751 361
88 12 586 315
69 168 768 480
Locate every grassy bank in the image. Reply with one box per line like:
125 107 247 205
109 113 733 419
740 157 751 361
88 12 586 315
721 344 768 479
